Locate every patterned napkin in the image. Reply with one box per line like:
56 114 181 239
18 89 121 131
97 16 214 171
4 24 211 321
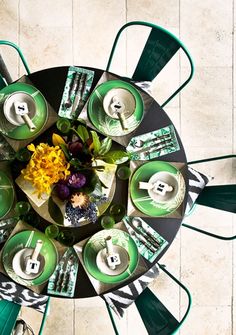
102 263 159 317
123 216 168 263
58 66 94 120
47 247 79 298
126 124 180 161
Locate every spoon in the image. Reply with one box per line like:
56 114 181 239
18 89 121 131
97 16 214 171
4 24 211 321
133 134 171 149
129 230 156 253
132 218 160 248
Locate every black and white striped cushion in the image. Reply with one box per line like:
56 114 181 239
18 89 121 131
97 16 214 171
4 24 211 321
102 264 159 317
185 166 212 215
0 273 48 313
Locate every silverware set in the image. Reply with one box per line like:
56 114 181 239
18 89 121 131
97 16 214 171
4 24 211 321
53 254 75 292
128 217 162 253
64 72 87 115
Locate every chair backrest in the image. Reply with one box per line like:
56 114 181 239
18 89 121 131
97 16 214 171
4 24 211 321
0 40 30 88
135 264 191 335
0 297 50 335
106 21 194 107
188 154 236 214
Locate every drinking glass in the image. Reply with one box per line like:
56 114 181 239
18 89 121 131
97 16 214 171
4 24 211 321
101 215 116 229
56 118 71 134
109 204 126 222
14 201 31 216
45 224 60 239
116 166 131 180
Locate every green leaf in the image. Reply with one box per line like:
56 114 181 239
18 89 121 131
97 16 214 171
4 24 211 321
48 196 64 225
98 137 112 155
103 150 130 164
77 118 87 125
60 143 71 160
76 125 89 143
90 130 101 155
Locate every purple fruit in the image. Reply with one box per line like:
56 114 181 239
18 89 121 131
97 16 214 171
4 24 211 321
67 173 86 189
68 141 83 157
55 183 71 200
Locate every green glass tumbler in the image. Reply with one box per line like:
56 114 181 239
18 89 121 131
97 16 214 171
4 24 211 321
109 204 126 222
56 118 71 134
14 201 31 216
101 215 116 229
45 224 60 239
116 166 131 180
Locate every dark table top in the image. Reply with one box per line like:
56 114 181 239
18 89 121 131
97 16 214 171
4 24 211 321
4 66 188 298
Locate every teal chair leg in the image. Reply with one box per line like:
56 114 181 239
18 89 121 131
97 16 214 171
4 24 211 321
38 297 51 335
182 222 236 241
105 301 120 335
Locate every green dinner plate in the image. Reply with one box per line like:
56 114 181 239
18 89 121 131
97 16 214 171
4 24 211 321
0 83 48 140
2 230 58 286
130 161 186 217
88 80 144 136
83 229 139 284
0 171 14 219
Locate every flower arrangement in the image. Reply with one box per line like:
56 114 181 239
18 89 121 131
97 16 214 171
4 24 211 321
20 119 130 226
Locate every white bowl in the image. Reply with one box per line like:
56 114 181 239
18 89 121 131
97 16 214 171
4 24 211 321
12 248 45 280
96 245 130 276
147 171 179 204
103 88 136 120
3 92 36 126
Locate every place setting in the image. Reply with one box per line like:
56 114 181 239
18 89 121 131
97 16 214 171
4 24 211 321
0 221 67 294
73 221 148 294
78 72 154 147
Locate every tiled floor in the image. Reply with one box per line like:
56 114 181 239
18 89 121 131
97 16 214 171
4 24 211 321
0 1 235 334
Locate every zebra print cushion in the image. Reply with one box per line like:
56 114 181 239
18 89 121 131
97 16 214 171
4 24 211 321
102 263 159 317
0 273 48 313
185 166 212 215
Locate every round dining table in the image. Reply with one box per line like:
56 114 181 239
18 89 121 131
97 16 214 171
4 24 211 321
1 66 188 298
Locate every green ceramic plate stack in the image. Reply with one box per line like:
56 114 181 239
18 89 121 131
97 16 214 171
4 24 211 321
0 83 48 140
1 230 58 286
130 161 186 217
83 229 139 284
88 80 144 137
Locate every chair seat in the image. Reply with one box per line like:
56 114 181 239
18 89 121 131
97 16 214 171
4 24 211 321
135 288 179 335
0 300 21 335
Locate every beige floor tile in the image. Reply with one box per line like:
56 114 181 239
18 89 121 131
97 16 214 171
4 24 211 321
181 66 233 149
181 226 233 306
180 0 233 67
20 306 43 335
43 298 74 335
19 0 72 27
180 305 232 335
127 303 148 335
164 106 181 134
74 304 116 335
127 0 179 28
73 0 126 70
19 26 73 73
0 0 19 80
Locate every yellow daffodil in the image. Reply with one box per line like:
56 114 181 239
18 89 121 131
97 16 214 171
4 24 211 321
21 143 70 198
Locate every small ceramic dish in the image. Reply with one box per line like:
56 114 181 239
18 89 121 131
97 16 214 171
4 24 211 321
12 248 45 280
3 92 36 126
147 171 179 203
96 245 130 276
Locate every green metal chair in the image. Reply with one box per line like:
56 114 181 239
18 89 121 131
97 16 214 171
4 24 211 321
0 297 50 335
182 154 236 240
106 21 194 108
0 40 30 89
106 264 192 335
